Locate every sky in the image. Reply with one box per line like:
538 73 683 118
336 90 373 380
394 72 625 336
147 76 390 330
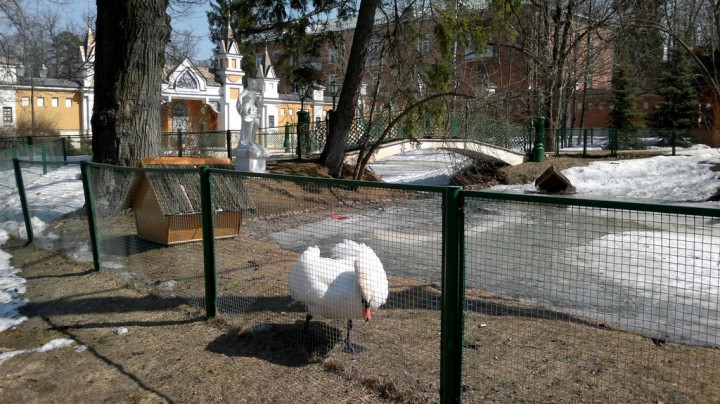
1 144 719 357
63 0 215 61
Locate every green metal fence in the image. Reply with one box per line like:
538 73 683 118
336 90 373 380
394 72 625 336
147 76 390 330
462 191 720 401
0 137 68 172
6 159 720 402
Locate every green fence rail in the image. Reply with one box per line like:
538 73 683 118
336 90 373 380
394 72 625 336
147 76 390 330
6 158 720 402
1 138 68 172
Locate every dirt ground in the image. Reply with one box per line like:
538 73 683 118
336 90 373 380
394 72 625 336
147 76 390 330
1 153 719 403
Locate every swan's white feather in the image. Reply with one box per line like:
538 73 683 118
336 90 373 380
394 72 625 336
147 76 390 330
288 240 389 320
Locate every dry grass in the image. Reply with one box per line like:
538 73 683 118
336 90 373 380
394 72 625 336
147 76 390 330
0 154 718 402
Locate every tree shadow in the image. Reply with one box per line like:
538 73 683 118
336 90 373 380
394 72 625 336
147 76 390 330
20 292 205 403
386 284 612 329
101 234 166 256
20 292 190 319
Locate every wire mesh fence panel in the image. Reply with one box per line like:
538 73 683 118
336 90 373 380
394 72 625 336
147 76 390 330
210 170 446 401
14 160 84 244
0 158 22 239
160 131 230 158
85 164 209 311
462 193 720 402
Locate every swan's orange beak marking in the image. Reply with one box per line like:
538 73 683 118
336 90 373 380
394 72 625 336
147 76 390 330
364 307 372 322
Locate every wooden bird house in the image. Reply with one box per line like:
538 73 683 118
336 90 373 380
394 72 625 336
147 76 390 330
534 165 576 194
130 157 255 245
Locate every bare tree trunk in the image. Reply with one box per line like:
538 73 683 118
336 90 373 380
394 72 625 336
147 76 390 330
91 0 170 167
319 0 381 178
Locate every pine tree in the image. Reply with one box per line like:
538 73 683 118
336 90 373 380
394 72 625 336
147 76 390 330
649 47 698 145
608 62 644 149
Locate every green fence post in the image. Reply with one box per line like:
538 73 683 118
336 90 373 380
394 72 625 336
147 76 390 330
41 141 48 174
583 128 588 158
284 122 292 153
532 116 545 162
610 128 617 157
200 166 218 318
441 186 464 403
226 130 233 159
555 128 561 156
177 130 183 157
297 110 309 159
12 158 33 244
671 130 676 156
80 161 102 271
61 137 67 162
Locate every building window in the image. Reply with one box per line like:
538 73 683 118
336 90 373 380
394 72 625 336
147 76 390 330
280 108 285 116
289 108 294 115
420 35 431 54
176 72 198 89
464 45 495 60
51 97 59 107
3 107 12 126
21 97 29 107
576 103 583 111
37 97 44 107
272 51 281 61
464 48 477 61
65 98 72 107
328 47 337 65
367 40 382 66
643 102 649 110
172 103 188 132
268 115 275 127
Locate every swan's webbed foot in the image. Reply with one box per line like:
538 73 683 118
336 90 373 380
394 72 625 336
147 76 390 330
342 319 366 354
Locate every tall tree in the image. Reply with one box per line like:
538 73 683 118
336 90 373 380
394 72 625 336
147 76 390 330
91 0 171 166
208 0 377 177
649 46 697 141
51 30 82 80
319 0 381 176
612 0 664 92
608 61 644 148
509 0 621 151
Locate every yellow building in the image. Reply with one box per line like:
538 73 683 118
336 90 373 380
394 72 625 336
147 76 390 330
0 25 336 143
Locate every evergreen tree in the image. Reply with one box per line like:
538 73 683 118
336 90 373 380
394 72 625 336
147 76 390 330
608 62 644 148
649 47 697 145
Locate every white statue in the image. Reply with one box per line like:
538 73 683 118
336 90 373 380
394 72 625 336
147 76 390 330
235 78 269 160
237 78 262 146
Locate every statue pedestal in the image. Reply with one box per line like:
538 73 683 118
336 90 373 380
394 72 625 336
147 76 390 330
232 143 269 172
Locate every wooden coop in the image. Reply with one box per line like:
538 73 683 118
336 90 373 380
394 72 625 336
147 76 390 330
534 165 576 194
130 157 255 245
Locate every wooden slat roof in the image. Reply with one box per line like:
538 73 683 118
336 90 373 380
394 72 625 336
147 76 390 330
135 157 255 215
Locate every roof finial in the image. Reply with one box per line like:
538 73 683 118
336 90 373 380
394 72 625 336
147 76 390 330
226 16 233 41
86 0 91 28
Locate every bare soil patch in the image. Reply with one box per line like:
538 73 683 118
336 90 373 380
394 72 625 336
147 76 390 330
1 155 718 403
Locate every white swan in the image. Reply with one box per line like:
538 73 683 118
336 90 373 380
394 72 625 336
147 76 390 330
288 240 389 353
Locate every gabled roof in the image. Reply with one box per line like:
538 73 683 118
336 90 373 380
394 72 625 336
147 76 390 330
16 77 80 89
163 58 222 91
256 48 276 79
